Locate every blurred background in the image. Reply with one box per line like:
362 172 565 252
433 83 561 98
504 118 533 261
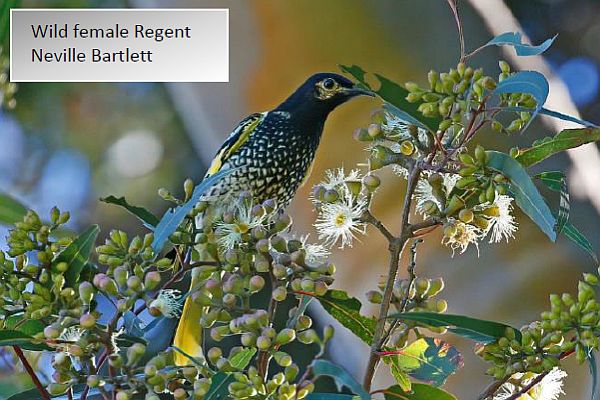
1 0 599 398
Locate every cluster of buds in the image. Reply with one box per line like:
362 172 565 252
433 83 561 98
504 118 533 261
405 61 536 137
406 62 494 121
479 270 600 380
0 208 76 322
353 110 431 173
368 275 448 348
226 365 315 400
95 229 169 314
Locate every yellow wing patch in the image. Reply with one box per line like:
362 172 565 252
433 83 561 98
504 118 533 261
205 113 265 177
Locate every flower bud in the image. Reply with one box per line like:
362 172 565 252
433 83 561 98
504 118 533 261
366 290 383 304
80 313 96 329
367 123 382 138
297 329 319 344
272 286 288 302
144 271 161 290
275 328 296 345
256 335 271 350
249 275 265 293
273 351 292 367
274 213 292 232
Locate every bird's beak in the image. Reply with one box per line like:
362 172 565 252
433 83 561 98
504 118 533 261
343 86 376 97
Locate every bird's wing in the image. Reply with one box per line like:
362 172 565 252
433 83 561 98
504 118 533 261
173 112 266 366
205 112 267 177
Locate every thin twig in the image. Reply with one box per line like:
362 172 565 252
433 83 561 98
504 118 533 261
362 166 422 391
361 210 395 242
446 0 466 62
13 346 50 400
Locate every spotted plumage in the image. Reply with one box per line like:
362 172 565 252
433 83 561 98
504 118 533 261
173 72 373 364
202 72 373 208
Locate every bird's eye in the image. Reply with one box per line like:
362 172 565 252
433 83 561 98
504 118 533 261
322 78 336 90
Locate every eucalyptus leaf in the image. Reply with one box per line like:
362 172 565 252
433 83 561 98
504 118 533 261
387 338 463 387
311 360 370 400
314 289 376 344
100 195 159 227
204 348 257 400
390 312 520 343
0 330 52 351
484 32 556 56
561 222 599 265
516 128 600 167
381 383 458 400
0 193 27 225
383 356 412 392
486 151 556 241
493 71 549 127
52 225 100 287
535 171 569 234
339 64 440 131
151 168 236 254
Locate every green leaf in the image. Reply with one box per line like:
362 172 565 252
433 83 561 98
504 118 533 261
0 193 27 225
535 171 569 234
229 347 256 369
7 385 104 400
486 151 557 241
313 289 376 344
339 64 440 131
0 330 52 351
561 222 599 265
534 172 598 263
485 32 556 56
516 128 600 167
381 383 458 400
390 312 520 343
311 360 370 400
204 348 257 400
151 168 237 254
493 71 549 129
4 316 45 336
383 357 412 392
52 225 100 287
388 338 463 387
100 195 159 227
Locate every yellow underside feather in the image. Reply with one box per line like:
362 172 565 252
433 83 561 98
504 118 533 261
173 274 205 366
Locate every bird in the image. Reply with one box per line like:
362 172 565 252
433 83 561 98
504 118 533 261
172 72 373 364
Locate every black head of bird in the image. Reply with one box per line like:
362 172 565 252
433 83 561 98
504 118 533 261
274 72 374 120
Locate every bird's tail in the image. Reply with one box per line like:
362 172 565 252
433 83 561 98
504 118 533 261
173 273 205 366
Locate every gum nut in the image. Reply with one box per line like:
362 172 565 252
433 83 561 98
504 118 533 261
80 313 96 329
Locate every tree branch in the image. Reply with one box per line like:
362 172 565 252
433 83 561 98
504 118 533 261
362 166 421 391
13 346 50 400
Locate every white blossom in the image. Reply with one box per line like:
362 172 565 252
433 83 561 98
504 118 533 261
215 200 268 250
442 219 481 255
58 326 84 343
314 189 367 249
485 194 518 243
494 368 567 400
321 168 362 191
149 289 183 318
414 171 461 214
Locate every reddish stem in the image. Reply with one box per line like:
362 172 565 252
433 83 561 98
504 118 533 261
13 346 50 400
